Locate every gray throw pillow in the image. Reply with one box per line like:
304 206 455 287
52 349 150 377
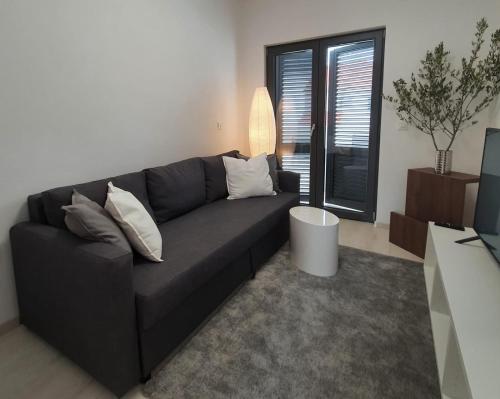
237 153 281 192
62 190 131 252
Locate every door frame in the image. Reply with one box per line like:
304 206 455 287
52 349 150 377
266 40 321 205
266 28 385 222
316 29 385 222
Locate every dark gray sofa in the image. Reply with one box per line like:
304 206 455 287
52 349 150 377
9 151 300 397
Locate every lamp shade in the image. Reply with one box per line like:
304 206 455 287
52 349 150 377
249 87 276 156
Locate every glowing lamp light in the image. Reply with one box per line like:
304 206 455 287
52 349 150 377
249 87 276 156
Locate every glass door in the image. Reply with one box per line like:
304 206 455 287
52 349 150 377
267 29 384 222
316 30 384 221
266 41 319 205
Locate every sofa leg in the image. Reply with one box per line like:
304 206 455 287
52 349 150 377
140 373 151 384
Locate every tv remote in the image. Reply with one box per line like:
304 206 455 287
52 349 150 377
434 222 465 231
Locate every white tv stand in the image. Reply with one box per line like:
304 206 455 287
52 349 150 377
424 223 500 399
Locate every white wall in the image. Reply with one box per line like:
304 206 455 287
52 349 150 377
0 0 243 325
492 100 500 127
1 0 500 327
235 0 500 225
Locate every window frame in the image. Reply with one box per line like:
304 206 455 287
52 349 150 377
266 28 385 222
266 40 320 205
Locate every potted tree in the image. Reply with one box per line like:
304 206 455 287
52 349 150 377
385 18 500 174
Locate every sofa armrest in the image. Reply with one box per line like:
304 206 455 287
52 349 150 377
278 170 300 193
10 222 141 396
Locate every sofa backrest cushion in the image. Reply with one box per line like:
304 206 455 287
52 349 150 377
146 157 205 223
41 171 154 229
28 193 47 224
201 150 239 203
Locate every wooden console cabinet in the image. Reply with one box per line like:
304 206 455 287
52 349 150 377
389 168 479 258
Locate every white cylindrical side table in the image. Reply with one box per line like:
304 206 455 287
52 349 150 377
289 206 340 277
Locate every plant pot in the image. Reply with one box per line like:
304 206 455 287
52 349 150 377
435 150 452 175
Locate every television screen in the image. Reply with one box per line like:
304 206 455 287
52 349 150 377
474 128 500 264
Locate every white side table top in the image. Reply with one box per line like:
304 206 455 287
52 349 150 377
290 206 339 227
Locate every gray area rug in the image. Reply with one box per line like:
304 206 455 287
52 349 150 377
144 245 440 399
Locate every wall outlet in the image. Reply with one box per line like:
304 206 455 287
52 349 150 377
398 122 409 131
217 122 223 130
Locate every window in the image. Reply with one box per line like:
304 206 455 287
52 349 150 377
267 29 384 222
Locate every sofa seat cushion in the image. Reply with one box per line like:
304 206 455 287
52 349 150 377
41 171 154 229
133 192 299 331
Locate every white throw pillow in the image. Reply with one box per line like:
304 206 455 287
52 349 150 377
104 182 163 262
223 153 276 200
